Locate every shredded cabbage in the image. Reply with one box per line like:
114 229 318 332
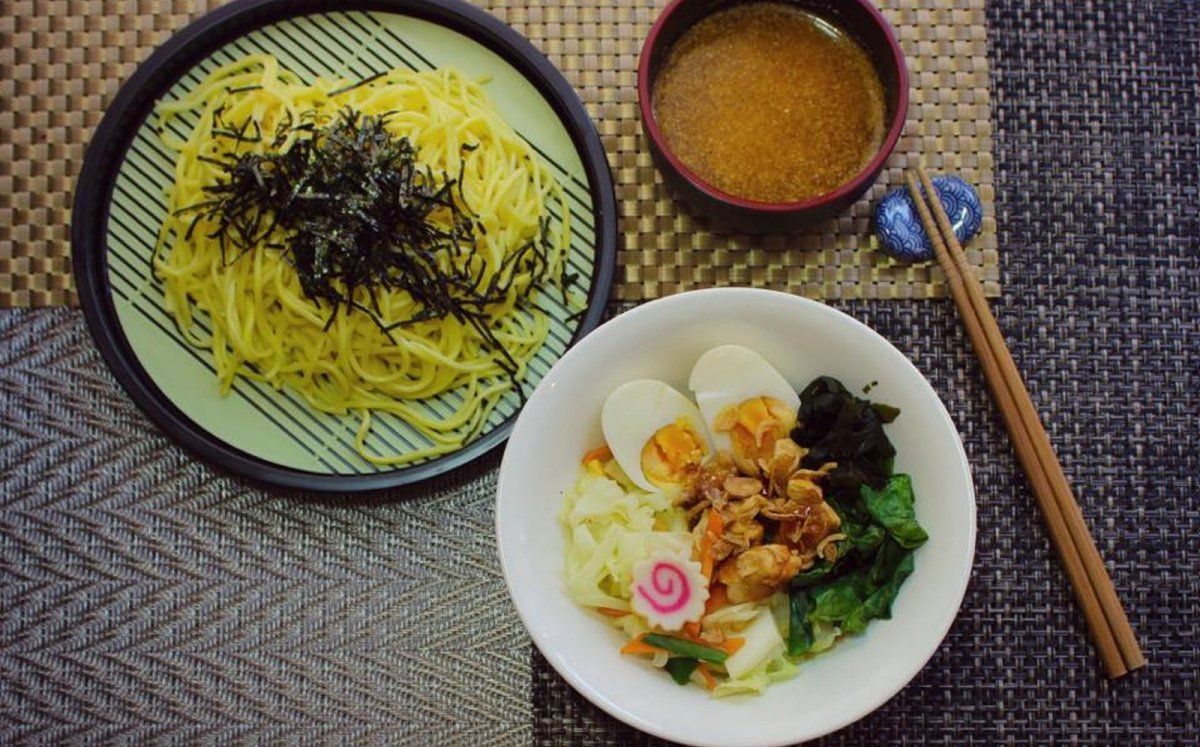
702 601 763 628
561 470 691 611
811 620 840 654
713 652 800 698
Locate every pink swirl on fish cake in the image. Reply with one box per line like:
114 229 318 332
635 561 691 614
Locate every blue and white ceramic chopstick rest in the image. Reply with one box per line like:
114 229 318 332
874 175 983 262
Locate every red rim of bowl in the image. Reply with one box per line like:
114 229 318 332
637 0 910 213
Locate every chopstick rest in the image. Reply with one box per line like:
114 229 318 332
875 175 983 262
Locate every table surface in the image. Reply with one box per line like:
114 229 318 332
2 1 1198 744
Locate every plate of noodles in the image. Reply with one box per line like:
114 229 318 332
72 0 617 490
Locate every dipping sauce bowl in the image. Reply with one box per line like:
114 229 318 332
638 0 909 233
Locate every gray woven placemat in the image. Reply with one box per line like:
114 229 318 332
2 0 1198 744
0 318 529 742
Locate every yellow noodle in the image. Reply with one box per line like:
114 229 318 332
153 54 572 465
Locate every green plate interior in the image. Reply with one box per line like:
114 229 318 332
105 9 599 475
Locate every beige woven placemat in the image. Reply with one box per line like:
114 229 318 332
0 0 997 307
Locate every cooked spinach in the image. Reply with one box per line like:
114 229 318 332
842 547 915 634
790 561 838 589
789 535 921 639
809 574 866 623
840 514 887 556
664 657 700 685
787 591 814 656
864 474 929 549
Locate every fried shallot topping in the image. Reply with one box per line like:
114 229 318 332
682 436 840 601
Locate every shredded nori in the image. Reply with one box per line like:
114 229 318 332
178 106 556 392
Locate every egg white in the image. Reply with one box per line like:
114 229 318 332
687 345 801 453
600 379 712 492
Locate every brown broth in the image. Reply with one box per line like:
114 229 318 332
652 3 887 204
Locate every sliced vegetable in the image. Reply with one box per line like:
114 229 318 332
711 651 801 698
789 511 886 592
863 474 929 549
809 574 865 623
867 537 908 587
843 550 915 634
619 634 661 656
790 561 837 588
696 662 717 690
698 508 725 580
810 620 839 653
787 590 814 656
561 471 692 612
595 606 629 618
723 609 784 679
704 583 729 614
581 445 613 465
642 634 728 664
871 402 901 422
699 601 762 627
841 517 887 556
664 657 700 685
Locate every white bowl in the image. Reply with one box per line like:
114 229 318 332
496 288 976 746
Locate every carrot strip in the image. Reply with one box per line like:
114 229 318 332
683 621 702 639
696 663 717 691
699 509 725 580
595 607 629 618
677 629 744 656
619 633 663 656
581 445 612 465
620 641 661 656
707 508 725 536
704 584 729 615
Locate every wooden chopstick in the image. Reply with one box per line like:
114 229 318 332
905 167 1145 678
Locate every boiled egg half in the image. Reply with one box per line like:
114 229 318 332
601 380 713 492
688 345 800 471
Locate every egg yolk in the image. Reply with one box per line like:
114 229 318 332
641 421 707 487
714 397 798 466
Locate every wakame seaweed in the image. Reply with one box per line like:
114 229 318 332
791 375 900 500
180 106 555 390
785 377 928 649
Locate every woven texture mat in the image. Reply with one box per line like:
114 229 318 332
0 0 997 307
3 0 1199 744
